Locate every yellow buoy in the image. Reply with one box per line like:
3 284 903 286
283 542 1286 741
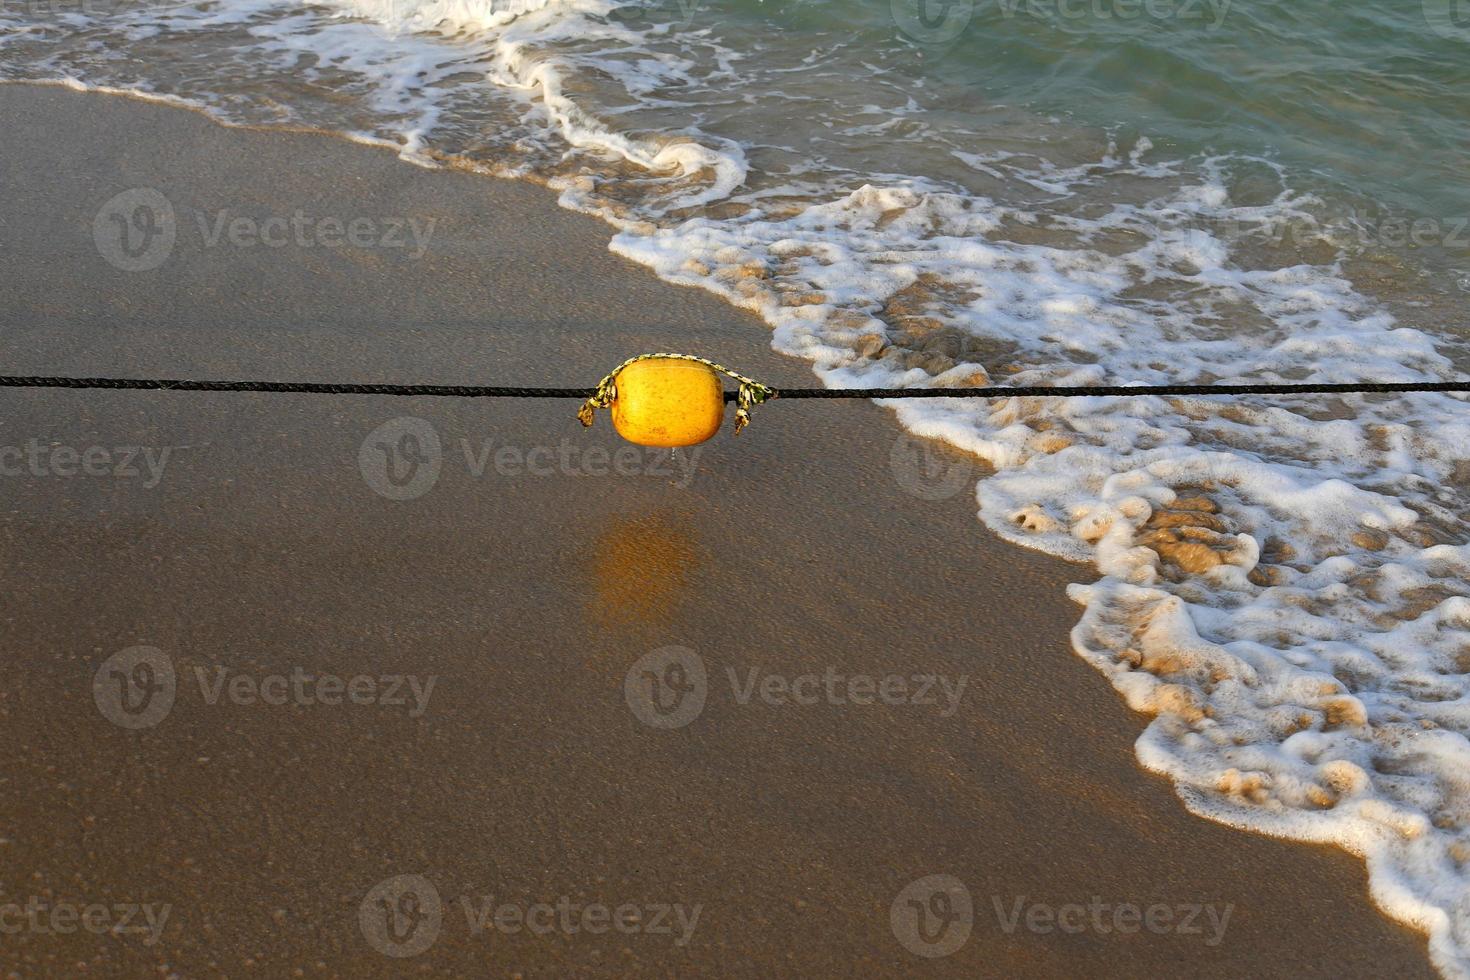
610 357 726 447
578 353 773 445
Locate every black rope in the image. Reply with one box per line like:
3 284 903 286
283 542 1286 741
0 376 591 398
0 375 1466 400
775 381 1470 399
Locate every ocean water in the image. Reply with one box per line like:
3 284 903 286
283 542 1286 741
3 0 1470 971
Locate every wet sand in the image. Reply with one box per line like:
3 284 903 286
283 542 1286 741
0 82 1437 977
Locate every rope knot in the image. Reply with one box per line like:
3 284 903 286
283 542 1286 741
576 376 617 428
733 378 773 435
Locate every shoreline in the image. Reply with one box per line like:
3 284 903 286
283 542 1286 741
0 81 1439 977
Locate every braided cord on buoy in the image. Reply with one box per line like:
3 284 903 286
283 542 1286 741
576 352 776 435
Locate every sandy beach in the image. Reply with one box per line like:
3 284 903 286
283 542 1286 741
0 83 1439 977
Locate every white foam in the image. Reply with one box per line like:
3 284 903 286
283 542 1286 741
603 136 1470 980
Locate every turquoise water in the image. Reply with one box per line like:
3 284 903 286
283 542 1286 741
836 0 1468 220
